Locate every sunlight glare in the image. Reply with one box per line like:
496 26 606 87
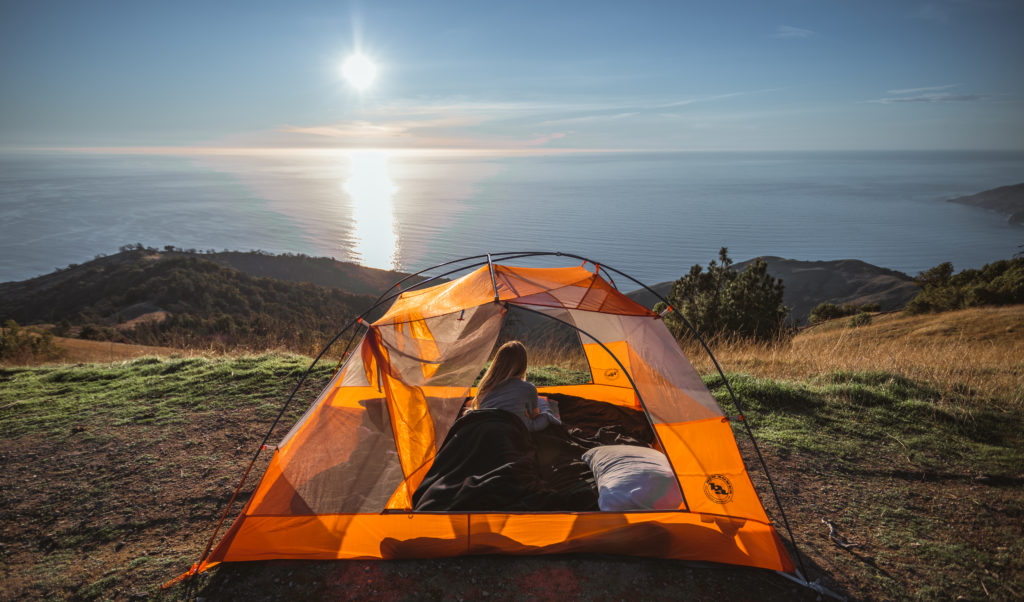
341 54 377 91
343 150 398 269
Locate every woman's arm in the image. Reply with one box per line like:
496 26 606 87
524 382 539 418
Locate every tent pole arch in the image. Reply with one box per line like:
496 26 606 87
181 250 808 588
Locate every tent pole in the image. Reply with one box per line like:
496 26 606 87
512 252 810 580
580 260 809 579
486 253 499 302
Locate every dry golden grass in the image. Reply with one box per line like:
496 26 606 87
15 307 1023 413
682 305 1024 409
9 332 362 367
45 337 187 363
527 340 590 372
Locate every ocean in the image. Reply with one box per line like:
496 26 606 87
1 149 1021 285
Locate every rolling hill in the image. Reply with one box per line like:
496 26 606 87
0 249 378 350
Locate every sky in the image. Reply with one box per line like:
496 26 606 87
1 0 1023 152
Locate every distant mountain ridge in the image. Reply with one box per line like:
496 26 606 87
1 249 919 338
196 250 421 296
627 257 920 323
947 183 1024 225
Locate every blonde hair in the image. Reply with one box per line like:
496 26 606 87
471 340 528 410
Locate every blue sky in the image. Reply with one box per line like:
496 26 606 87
1 0 1022 151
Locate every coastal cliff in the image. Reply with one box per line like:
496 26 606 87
947 183 1024 225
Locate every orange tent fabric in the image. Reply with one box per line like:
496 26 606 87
185 263 795 577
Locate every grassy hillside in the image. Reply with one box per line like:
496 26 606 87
0 249 376 353
1 308 1022 600
687 305 1024 405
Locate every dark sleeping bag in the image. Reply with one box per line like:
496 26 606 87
411 395 656 512
411 409 595 511
546 393 656 448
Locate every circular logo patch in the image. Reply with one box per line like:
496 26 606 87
703 474 734 504
604 368 620 380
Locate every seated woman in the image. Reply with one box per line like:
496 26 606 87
469 340 558 432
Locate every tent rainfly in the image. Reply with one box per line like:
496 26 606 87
167 252 809 590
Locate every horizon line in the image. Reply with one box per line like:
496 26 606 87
3 145 1024 156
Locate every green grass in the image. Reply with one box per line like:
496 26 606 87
700 369 1023 600
703 370 1024 478
0 354 334 438
526 364 591 387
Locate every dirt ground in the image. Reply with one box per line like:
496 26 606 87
2 394 1020 602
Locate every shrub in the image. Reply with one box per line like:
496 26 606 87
657 248 790 341
848 312 872 328
79 324 103 340
906 258 1024 315
1 320 61 363
809 303 846 324
810 301 883 324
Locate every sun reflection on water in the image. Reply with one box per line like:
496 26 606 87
343 150 398 270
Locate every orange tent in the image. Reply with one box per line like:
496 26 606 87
170 254 797 585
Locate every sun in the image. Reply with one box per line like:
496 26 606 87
341 54 377 91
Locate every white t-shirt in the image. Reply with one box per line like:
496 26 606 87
477 378 538 421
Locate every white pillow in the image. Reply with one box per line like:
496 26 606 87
582 445 683 511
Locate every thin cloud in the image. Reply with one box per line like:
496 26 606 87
273 116 572 150
772 25 818 39
887 84 960 95
280 122 408 139
538 112 638 126
539 89 780 126
279 115 485 140
227 88 781 150
868 92 987 104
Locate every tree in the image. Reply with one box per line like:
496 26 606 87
656 248 789 341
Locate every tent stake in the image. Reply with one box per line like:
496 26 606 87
775 570 846 600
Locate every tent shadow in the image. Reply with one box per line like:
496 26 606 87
197 549 851 601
